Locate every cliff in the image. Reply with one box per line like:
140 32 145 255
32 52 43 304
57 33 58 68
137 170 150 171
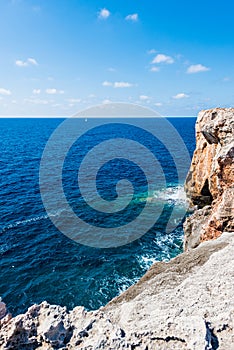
184 108 234 250
0 108 233 350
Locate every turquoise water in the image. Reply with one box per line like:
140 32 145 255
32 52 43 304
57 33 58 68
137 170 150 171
0 117 196 315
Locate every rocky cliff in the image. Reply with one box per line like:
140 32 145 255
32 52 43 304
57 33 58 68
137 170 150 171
184 108 234 250
1 233 233 350
0 108 233 350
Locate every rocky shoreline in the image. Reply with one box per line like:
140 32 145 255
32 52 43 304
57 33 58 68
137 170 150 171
0 108 233 350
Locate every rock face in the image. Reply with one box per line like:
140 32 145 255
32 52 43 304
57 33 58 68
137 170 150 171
0 108 233 350
184 108 234 250
0 302 7 321
0 232 233 350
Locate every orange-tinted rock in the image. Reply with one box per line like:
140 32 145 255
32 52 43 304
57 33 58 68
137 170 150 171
0 302 7 320
184 108 234 250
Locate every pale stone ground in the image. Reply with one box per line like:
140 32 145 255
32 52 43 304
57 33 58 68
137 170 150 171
0 232 233 349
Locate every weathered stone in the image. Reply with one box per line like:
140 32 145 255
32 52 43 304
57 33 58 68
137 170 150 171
0 233 233 349
184 108 234 248
0 302 7 320
183 206 212 250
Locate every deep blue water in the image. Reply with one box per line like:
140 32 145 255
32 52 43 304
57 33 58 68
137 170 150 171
0 117 196 315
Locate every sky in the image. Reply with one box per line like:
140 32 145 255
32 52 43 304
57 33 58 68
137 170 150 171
0 0 234 116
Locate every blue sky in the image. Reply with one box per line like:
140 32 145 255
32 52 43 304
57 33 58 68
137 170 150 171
0 0 233 116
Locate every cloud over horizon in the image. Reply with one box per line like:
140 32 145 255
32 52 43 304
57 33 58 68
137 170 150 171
173 93 189 99
15 58 38 67
139 95 150 101
0 88 12 96
98 8 110 19
152 54 174 64
125 13 138 22
150 66 160 72
33 89 41 95
102 81 134 88
187 64 210 74
45 88 64 95
0 1 232 116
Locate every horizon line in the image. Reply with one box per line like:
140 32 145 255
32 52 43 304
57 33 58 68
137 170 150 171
0 115 197 118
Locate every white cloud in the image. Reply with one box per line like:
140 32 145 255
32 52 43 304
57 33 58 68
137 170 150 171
150 66 160 72
139 95 150 101
125 13 138 22
66 98 81 103
187 64 210 74
52 103 61 108
152 54 174 64
155 102 162 107
27 58 38 65
147 49 157 55
15 57 38 67
102 81 113 87
102 99 112 104
33 89 41 94
108 67 116 72
46 88 64 94
173 93 189 99
114 82 133 88
24 98 49 105
15 60 27 67
98 8 110 19
0 88 11 96
102 81 134 88
46 88 57 94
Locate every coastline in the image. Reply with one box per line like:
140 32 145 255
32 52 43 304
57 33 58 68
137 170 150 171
0 108 233 350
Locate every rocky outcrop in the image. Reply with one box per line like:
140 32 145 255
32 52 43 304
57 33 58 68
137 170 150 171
184 108 234 250
0 232 233 349
0 108 233 350
0 302 7 321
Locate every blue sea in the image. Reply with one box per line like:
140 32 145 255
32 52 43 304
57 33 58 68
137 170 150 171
0 117 196 316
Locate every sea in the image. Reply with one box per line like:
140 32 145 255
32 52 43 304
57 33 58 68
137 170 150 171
0 117 196 316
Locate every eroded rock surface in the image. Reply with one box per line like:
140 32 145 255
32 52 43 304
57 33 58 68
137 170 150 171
0 302 7 321
0 232 233 350
184 108 234 249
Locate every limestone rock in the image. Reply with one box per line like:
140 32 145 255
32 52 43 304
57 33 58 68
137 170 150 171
184 108 234 249
0 302 7 321
0 233 233 350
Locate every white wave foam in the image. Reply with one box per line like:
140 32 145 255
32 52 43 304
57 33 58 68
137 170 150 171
0 214 49 233
117 276 139 294
150 185 188 205
0 208 69 234
138 255 158 269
